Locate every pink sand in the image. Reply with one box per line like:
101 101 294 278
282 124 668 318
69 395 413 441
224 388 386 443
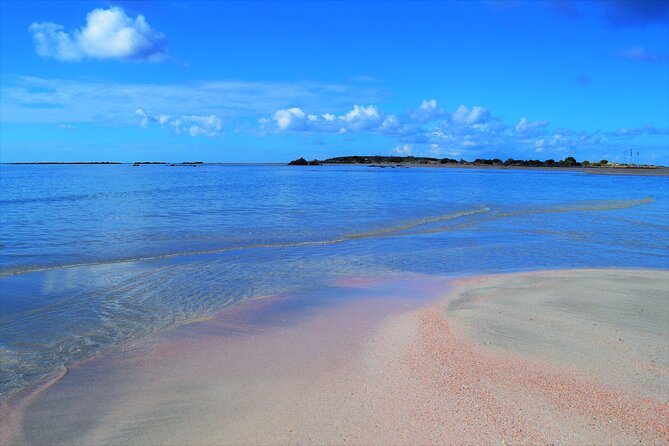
1 269 667 445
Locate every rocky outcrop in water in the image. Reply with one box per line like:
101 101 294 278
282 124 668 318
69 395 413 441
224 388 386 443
288 158 322 166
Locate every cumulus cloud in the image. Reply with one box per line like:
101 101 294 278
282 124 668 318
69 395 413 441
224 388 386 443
266 104 393 134
274 107 307 130
616 47 668 64
265 100 449 138
136 109 222 137
343 105 384 131
29 7 167 62
407 99 445 123
449 105 490 125
261 100 669 159
265 102 507 156
265 102 496 141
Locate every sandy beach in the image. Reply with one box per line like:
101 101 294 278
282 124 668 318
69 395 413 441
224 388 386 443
2 269 667 445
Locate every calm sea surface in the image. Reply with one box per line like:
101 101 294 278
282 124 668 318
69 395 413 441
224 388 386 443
1 164 668 397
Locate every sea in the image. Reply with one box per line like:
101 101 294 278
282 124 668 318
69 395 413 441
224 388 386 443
1 163 668 398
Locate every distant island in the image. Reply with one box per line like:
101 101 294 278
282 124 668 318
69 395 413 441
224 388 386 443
132 162 203 167
288 155 663 169
4 158 664 171
7 161 204 167
8 161 123 165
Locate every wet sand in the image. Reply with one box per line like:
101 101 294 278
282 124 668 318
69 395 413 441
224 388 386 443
1 269 668 445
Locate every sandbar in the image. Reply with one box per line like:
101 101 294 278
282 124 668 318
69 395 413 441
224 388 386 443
1 269 667 445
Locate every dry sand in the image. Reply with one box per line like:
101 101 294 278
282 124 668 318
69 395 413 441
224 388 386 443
1 269 667 445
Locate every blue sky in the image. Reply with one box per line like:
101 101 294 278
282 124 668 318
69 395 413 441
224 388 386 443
0 1 667 163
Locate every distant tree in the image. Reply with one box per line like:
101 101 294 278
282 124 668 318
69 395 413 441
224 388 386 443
582 160 591 167
562 156 578 167
545 159 556 166
492 158 503 165
599 159 608 165
474 158 493 165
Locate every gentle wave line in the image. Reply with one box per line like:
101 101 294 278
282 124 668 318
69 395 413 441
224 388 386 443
0 197 654 277
399 198 656 236
0 207 490 277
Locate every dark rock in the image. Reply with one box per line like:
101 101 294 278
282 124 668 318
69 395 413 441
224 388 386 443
288 157 309 165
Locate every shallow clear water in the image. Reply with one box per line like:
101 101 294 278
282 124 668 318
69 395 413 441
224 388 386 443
1 164 668 396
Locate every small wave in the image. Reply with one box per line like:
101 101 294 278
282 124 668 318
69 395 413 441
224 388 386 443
0 198 653 278
331 206 491 242
0 207 490 277
496 197 655 218
407 197 656 236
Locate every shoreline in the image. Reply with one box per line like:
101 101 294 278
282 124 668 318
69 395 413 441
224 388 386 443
3 162 668 176
335 162 669 176
2 268 668 444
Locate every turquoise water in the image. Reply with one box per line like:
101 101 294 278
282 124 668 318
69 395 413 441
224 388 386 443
1 164 668 397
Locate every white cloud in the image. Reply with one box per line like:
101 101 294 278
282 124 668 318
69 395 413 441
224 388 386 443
408 99 444 123
274 107 306 130
343 105 383 130
29 7 167 62
420 99 437 110
379 115 401 132
135 108 150 127
450 105 490 125
263 101 660 160
5 73 665 159
515 117 549 133
266 102 437 137
267 104 388 133
393 144 413 155
183 115 223 137
136 109 223 137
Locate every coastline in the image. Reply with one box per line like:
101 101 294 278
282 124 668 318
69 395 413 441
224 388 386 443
341 162 669 176
3 162 668 176
2 268 667 445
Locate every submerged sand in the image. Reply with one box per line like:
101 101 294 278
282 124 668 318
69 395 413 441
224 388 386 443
1 269 667 445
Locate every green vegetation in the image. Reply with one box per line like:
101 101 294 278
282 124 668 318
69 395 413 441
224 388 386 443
288 155 658 169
